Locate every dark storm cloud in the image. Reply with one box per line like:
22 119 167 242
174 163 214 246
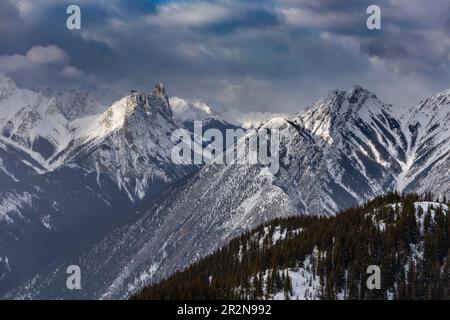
0 0 449 113
361 38 410 60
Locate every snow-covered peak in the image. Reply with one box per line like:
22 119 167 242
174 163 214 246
404 87 450 148
34 87 110 121
0 77 179 172
296 85 389 144
152 83 166 98
62 84 194 201
0 76 73 162
306 85 382 118
170 96 216 123
234 111 289 129
74 96 128 140
261 116 290 130
417 88 450 112
0 74 17 99
73 85 176 145
147 84 174 122
170 95 289 130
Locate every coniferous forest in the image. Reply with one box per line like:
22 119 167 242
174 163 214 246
133 192 450 300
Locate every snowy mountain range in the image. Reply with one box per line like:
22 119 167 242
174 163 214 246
0 74 448 299
0 75 200 293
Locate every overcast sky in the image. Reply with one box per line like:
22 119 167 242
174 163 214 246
1 0 449 114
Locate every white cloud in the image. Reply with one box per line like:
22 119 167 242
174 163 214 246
0 0 449 110
279 6 360 29
10 0 93 18
234 111 289 129
0 45 68 73
146 1 234 27
26 45 68 64
61 66 84 79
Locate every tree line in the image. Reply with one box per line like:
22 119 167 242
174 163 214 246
132 192 450 300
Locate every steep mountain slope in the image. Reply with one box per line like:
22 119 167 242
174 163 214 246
134 193 450 300
0 137 47 185
0 81 198 295
51 84 197 201
7 86 449 300
401 89 450 197
0 74 72 161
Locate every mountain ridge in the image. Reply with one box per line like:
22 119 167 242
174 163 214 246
0 76 448 299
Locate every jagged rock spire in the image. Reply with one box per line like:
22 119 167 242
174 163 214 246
153 83 166 97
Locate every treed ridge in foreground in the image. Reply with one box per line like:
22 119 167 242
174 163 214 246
133 192 450 300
